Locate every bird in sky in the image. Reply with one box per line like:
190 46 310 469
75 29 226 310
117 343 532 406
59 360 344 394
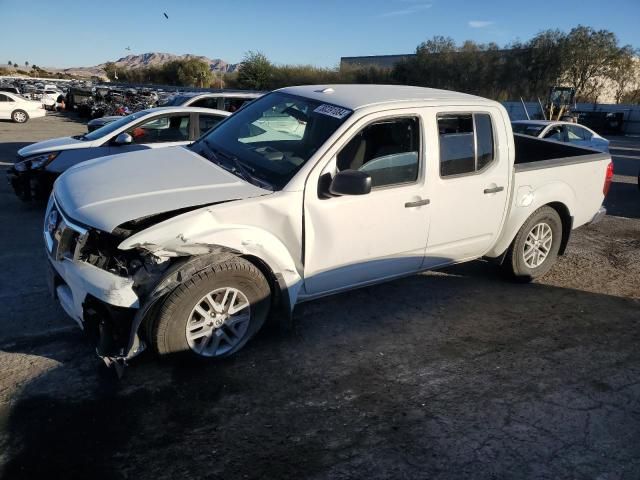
125 46 131 51
163 12 169 19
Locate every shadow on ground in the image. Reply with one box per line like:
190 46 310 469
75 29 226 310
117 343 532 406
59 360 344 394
1 261 639 480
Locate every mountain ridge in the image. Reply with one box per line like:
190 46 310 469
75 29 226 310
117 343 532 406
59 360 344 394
49 52 239 79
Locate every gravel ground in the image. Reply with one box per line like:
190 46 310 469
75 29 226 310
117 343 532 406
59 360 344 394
0 114 639 480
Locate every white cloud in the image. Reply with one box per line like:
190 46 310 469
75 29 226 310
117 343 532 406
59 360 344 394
468 20 494 28
379 2 433 17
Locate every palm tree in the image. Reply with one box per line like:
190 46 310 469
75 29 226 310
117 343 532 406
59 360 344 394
7 61 12 66
25 61 29 67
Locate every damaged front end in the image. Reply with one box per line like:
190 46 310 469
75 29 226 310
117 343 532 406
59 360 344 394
46 199 236 368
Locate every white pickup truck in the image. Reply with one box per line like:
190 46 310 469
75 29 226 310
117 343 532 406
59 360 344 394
44 85 613 364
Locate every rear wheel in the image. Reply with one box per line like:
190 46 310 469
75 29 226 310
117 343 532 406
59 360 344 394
152 257 271 358
12 110 28 123
503 206 562 282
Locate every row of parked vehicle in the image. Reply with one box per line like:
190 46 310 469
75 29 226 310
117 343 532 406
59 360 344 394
4 84 616 371
7 90 263 200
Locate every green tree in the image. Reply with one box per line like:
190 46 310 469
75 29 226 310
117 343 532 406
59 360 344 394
561 26 623 101
24 61 29 67
103 62 118 81
175 58 213 87
236 51 274 90
519 29 566 100
7 61 12 66
607 46 639 103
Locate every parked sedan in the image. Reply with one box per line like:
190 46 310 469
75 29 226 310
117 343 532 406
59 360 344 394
86 115 123 132
160 91 263 111
7 106 229 201
511 120 609 152
0 91 46 123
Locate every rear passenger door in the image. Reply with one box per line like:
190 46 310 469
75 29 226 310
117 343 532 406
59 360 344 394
424 108 510 266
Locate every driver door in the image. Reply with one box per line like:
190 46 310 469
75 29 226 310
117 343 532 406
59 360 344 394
303 112 430 296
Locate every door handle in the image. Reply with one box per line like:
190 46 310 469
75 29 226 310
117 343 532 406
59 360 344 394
405 198 430 208
483 186 504 194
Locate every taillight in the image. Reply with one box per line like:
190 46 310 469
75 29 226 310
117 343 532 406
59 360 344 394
603 161 614 196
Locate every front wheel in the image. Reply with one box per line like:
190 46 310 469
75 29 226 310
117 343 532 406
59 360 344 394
151 257 271 358
503 206 563 282
11 110 29 123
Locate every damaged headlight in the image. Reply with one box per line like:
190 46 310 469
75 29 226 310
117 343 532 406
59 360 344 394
79 229 146 277
25 152 60 170
79 229 170 281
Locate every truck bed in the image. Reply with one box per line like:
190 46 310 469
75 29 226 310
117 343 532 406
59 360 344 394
485 132 612 259
513 133 609 171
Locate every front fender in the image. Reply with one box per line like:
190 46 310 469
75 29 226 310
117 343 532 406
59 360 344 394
119 209 303 304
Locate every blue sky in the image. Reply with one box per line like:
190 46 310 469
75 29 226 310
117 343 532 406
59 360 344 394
1 0 639 68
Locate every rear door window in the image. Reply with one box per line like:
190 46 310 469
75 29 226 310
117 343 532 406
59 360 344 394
438 113 495 177
224 98 249 112
199 114 224 135
191 97 220 110
567 125 592 142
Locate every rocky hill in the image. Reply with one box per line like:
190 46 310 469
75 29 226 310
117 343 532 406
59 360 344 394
100 53 238 73
47 52 238 79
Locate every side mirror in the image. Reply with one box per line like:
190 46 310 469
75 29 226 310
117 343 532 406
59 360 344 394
113 132 133 146
329 169 372 196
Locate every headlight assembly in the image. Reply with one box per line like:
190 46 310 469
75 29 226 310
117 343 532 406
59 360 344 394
28 151 60 169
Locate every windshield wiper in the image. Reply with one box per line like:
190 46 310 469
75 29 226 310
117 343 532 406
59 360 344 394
205 142 273 190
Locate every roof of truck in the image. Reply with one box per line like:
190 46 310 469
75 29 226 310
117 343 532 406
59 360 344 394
278 84 489 110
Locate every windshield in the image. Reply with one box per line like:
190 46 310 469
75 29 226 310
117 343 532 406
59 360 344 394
83 111 148 141
512 123 546 137
191 92 352 190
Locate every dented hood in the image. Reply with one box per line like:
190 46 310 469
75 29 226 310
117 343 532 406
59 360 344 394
54 146 271 232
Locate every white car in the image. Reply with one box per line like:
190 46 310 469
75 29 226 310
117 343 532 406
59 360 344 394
0 91 46 123
39 89 62 108
161 90 263 111
512 120 609 152
8 106 230 201
44 85 612 365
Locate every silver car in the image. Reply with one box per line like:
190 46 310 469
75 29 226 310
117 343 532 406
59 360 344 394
512 120 610 152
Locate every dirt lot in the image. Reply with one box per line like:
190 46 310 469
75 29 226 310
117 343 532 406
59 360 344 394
0 113 639 480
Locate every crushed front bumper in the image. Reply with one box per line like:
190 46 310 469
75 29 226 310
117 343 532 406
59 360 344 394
7 166 56 202
45 197 144 360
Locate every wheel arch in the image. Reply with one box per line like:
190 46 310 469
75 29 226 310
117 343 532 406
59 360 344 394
546 201 573 256
486 182 576 260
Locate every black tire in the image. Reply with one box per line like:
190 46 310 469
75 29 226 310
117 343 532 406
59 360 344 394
151 257 271 358
503 206 563 282
11 109 29 123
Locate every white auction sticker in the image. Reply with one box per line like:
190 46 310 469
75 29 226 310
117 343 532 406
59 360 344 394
313 104 352 119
